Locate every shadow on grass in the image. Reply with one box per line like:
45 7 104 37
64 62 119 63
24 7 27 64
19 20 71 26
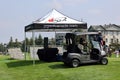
6 60 45 68
49 63 102 69
49 63 70 69
80 63 101 66
6 58 16 60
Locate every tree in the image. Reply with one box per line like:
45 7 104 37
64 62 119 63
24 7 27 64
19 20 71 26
21 35 43 52
35 34 43 45
8 37 14 48
0 43 4 52
35 37 38 45
29 38 33 45
21 38 30 52
14 38 21 47
25 37 29 45
8 37 22 48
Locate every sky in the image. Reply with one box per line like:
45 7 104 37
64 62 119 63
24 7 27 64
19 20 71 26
0 0 120 43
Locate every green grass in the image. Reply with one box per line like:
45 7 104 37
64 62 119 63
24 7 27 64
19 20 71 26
0 55 120 80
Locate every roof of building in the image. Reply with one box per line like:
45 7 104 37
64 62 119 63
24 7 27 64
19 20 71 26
88 24 120 31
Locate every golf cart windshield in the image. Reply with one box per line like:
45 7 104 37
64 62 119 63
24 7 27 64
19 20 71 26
91 40 101 50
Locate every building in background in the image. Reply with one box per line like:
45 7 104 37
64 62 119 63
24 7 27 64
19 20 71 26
88 24 120 46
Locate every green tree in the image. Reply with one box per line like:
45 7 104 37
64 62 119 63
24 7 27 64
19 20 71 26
0 43 4 52
21 38 30 52
8 37 22 48
29 38 33 45
14 38 21 47
35 34 43 45
8 37 14 48
35 37 38 45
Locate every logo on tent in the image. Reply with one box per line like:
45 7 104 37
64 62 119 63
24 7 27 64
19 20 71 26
48 18 54 22
48 17 67 23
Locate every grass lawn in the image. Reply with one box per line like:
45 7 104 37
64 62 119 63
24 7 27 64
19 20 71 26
0 55 120 80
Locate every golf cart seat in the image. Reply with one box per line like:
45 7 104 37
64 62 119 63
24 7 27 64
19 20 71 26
67 44 82 53
62 44 82 59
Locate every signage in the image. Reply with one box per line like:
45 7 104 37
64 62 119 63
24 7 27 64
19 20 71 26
43 24 78 29
25 23 87 32
48 17 67 23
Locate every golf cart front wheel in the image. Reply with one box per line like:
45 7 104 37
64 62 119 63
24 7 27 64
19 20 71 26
100 58 108 65
71 59 80 68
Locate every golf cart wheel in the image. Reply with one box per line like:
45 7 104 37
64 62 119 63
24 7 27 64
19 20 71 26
71 59 80 68
100 58 108 65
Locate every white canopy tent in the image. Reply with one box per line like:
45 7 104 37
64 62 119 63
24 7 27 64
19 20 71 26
25 9 87 32
24 9 87 64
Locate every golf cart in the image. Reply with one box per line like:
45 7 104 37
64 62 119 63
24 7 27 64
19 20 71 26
62 32 108 68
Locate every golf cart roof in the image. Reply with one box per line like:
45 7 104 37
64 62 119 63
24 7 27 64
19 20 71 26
75 32 99 36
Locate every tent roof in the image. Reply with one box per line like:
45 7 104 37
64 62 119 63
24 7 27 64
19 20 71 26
34 9 84 24
25 9 87 32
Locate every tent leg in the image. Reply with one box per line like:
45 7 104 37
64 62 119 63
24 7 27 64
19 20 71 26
32 31 35 65
24 32 26 60
55 31 56 47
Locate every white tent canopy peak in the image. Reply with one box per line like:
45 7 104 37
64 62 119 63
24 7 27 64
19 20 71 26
33 9 85 24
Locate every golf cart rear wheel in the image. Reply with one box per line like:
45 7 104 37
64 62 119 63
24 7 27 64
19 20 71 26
71 59 80 68
100 58 108 65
